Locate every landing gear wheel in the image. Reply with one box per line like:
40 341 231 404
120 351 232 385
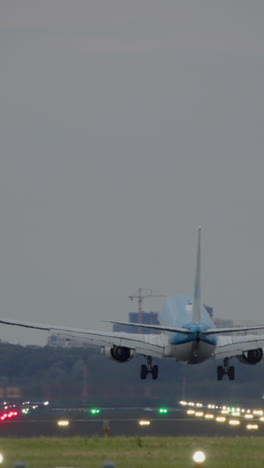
217 358 235 380
217 365 224 381
228 366 235 380
140 356 159 380
152 365 159 380
140 364 148 380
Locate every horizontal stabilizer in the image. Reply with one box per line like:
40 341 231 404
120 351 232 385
205 325 264 335
104 321 192 335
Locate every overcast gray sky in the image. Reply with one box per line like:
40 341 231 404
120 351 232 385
0 1 264 345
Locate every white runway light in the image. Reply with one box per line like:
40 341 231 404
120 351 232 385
229 419 240 426
138 420 151 426
0 453 3 464
216 416 226 422
193 451 206 464
57 420 69 427
246 424 259 430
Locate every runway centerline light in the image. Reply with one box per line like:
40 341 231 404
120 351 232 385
57 420 69 427
138 420 151 426
193 451 206 464
229 419 240 426
216 417 226 422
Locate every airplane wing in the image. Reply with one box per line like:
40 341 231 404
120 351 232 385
215 334 264 360
0 318 167 359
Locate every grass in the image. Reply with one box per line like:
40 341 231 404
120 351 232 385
0 436 264 467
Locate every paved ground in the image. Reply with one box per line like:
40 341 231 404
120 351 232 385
0 407 260 437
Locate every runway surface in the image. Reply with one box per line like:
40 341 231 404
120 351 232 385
0 403 262 437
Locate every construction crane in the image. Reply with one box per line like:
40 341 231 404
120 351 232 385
129 288 166 333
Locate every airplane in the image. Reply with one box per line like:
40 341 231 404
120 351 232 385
1 227 264 381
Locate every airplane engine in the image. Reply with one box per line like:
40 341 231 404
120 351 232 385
103 345 135 363
236 348 263 365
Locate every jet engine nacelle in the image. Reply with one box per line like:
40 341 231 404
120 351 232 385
236 348 263 365
103 345 135 363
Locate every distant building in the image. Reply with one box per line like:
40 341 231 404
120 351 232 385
113 306 215 334
232 319 263 335
214 317 234 328
113 311 160 334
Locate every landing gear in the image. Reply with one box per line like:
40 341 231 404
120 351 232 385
152 365 158 380
217 365 224 381
140 364 148 380
228 365 235 380
217 358 235 381
140 357 159 380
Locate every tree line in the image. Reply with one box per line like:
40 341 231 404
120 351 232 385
0 342 262 406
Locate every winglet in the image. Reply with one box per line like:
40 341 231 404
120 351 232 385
192 227 201 323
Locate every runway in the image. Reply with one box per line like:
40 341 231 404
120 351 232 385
0 403 262 437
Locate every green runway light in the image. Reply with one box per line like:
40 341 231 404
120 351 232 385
89 408 101 415
158 408 168 414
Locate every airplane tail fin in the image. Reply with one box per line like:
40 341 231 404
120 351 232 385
192 227 201 323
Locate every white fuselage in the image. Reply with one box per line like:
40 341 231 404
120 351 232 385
167 340 216 364
160 295 217 364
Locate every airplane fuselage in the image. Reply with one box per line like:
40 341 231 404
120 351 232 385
160 295 217 363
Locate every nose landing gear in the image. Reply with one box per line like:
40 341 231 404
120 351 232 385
140 356 159 380
217 358 235 380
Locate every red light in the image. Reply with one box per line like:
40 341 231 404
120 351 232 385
0 409 19 422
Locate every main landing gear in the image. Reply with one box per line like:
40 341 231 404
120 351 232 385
217 358 235 381
140 356 159 380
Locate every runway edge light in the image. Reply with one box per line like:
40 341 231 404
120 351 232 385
158 407 168 414
89 408 101 415
193 450 206 465
57 420 69 427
